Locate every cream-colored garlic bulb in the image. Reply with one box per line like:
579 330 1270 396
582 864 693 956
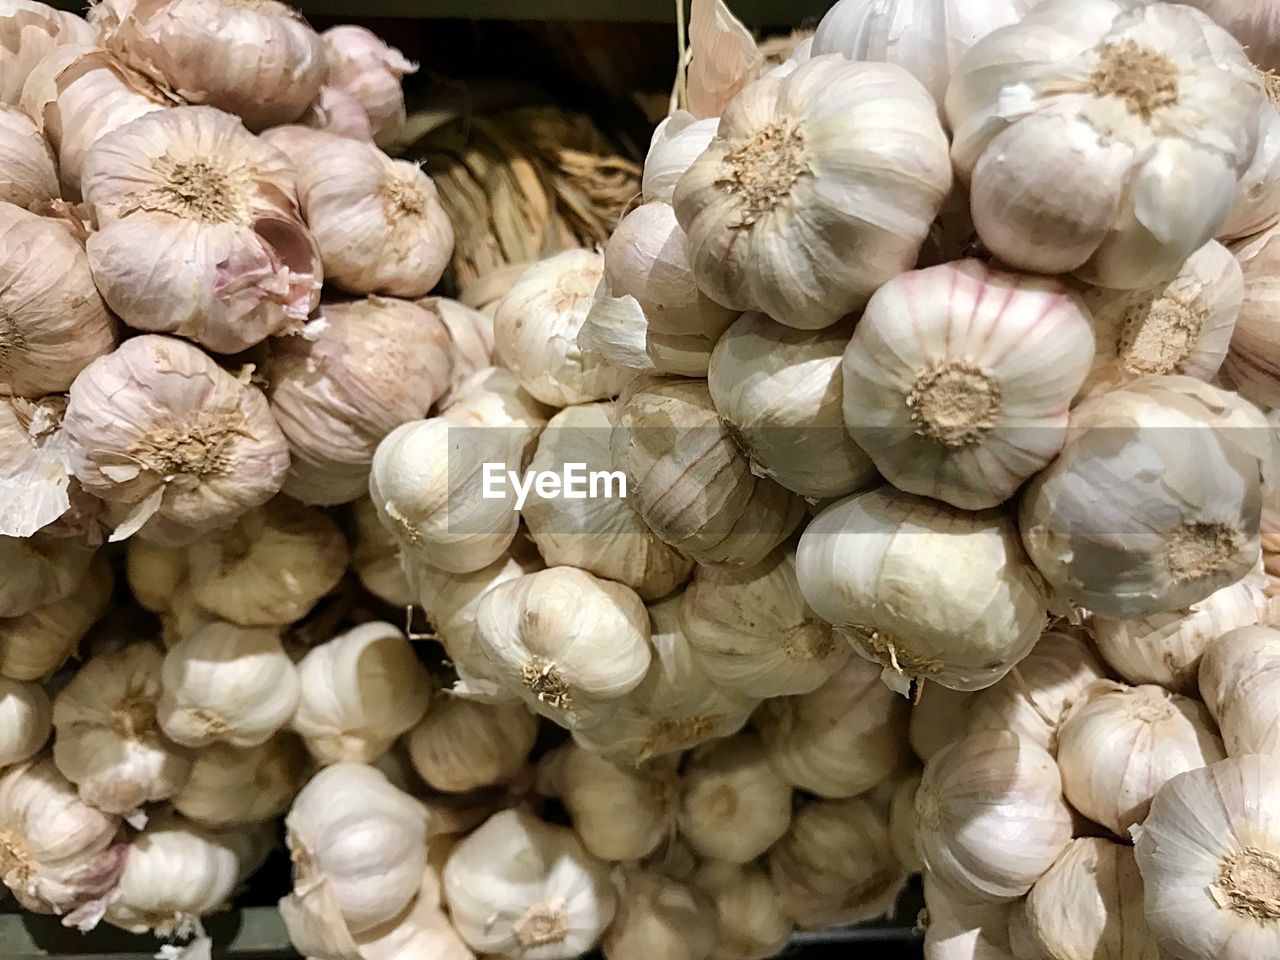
888 773 923 874
158 622 300 749
52 642 192 815
0 555 111 680
1199 624 1280 756
186 497 348 627
612 376 805 567
909 685 976 763
65 335 289 544
172 736 308 828
444 807 617 959
297 137 453 297
159 587 217 651
679 733 792 864
321 26 414 149
93 0 324 130
1219 87 1280 242
0 396 76 538
675 54 950 329
758 655 909 798
0 758 125 921
405 697 538 793
799 486 1048 694
476 566 652 731
301 83 372 142
555 743 676 863
350 496 414 608
267 296 452 506
842 260 1095 510
642 111 718 205
603 869 717 960
709 312 876 499
693 861 793 960
0 202 115 398
0 678 50 768
767 797 905 930
0 104 55 208
292 622 432 765
494 250 627 408
523 402 693 599
947 0 1264 289
1226 224 1280 407
1056 680 1225 838
124 538 184 615
0 532 93 619
917 732 1073 901
1020 375 1269 618
0 2 94 105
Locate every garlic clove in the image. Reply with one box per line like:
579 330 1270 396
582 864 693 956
679 733 792 864
404 697 538 794
320 26 416 151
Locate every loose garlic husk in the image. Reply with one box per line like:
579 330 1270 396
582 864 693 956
603 869 717 960
679 733 792 864
405 697 538 793
798 486 1048 695
0 555 111 681
523 402 693 599
0 678 50 768
0 202 116 398
555 743 677 863
321 26 416 150
444 807 617 960
842 260 1095 510
642 111 718 205
947 0 1264 289
158 622 301 749
693 861 793 960
0 2 94 105
172 736 308 828
93 0 325 130
1019 375 1270 618
767 797 905 930
0 104 55 208
0 532 93 619
350 497 413 607
1199 624 1280 756
916 732 1073 901
673 54 950 330
292 622 432 765
186 497 348 627
65 335 290 544
0 396 84 539
709 313 876 499
1225 224 1280 407
297 137 453 297
612 376 805 567
758 655 910 798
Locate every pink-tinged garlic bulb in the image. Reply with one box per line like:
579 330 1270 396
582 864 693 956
0 203 116 398
296 137 453 298
92 0 326 131
321 26 416 150
266 296 453 506
0 2 95 105
1226 225 1280 408
81 106 322 354
0 105 56 208
64 334 290 544
259 123 339 168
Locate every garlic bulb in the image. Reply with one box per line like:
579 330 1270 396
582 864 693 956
297 137 452 297
523 402 693 599
0 104 55 208
430 298 495 402
693 861 793 960
603 869 717 960
444 808 617 960
405 698 538 793
494 250 627 408
1199 624 1280 756
757 655 910 798
302 84 373 142
124 538 185 615
947 0 1264 289
920 873 1015 960
65 335 290 544
679 733 792 864
642 111 718 205
0 758 125 920
0 532 93 619
798 486 1048 694
351 496 414 608
0 2 94 105
611 376 805 567
842 260 1095 510
889 773 923 874
94 0 325 130
1219 89 1280 242
267 296 452 505
767 797 905 929
475 566 652 731
0 395 77 538
709 313 876 499
186 497 348 627
158 622 301 749
673 54 951 330
172 736 308 828
916 732 1073 901
0 678 50 768
352 869 475 960
1019 376 1269 618
1181 1 1280 72
1225 224 1280 407
1135 754 1280 960
0 555 111 680
321 26 416 149
292 622 432 765
0 202 116 398
556 743 676 863
909 685 976 763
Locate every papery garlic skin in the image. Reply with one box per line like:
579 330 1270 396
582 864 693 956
405 697 538 793
0 678 50 768
0 104 55 208
842 261 1094 510
557 743 676 863
642 112 718 205
1226 225 1280 407
172 736 307 828
0 555 111 681
0 395 78 538
603 869 717 960
321 26 416 150
673 54 951 330
694 861 793 960
947 0 1264 289
1199 624 1280 756
1219 92 1280 242
0 2 95 106
679 733 792 864
916 732 1073 901
0 532 93 619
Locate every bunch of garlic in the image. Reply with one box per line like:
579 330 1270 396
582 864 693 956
603 869 718 960
679 733 792 864
172 736 308 828
1199 624 1280 756
0 555 112 681
321 26 416 149
555 743 678 863
405 697 538 794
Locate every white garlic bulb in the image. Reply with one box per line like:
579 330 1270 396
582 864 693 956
158 622 300 749
430 298 495 405
798 486 1048 694
757 655 910 798
0 677 50 768
709 312 876 499
0 532 93 619
52 643 192 815
642 111 718 205
947 0 1264 289
693 861 793 960
674 54 950 329
0 2 94 106
292 622 432 765
321 26 416 150
352 870 476 960
350 496 414 608
405 697 538 793
444 808 617 960
1225 224 1280 407
172 736 308 828
557 743 677 863
920 873 1015 960
603 869 717 960
679 733 792 864
767 797 906 929
1199 624 1280 756
842 260 1095 510
0 555 111 681
909 685 976 763
0 104 55 208
916 732 1073 901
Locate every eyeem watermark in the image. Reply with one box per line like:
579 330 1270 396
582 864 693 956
482 462 628 511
